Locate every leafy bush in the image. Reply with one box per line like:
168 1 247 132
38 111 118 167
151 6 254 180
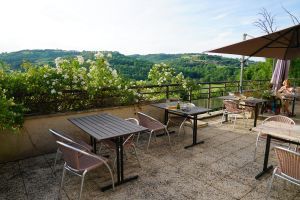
0 88 25 131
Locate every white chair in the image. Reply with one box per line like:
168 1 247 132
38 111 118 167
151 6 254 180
253 115 295 161
221 100 248 129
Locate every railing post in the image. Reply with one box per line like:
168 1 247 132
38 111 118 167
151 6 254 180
189 88 192 103
237 81 240 92
208 83 211 109
166 85 169 99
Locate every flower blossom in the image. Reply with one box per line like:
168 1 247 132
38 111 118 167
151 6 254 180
94 52 104 59
77 56 84 64
51 89 56 94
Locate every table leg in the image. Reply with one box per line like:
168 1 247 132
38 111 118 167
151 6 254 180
101 136 139 191
292 97 296 116
184 115 204 149
255 134 273 179
254 104 259 127
90 136 97 153
164 109 169 125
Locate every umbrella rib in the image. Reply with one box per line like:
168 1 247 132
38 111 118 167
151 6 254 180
262 36 289 46
283 29 296 60
248 28 295 59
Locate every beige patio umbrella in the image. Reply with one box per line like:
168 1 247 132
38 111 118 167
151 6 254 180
207 24 300 60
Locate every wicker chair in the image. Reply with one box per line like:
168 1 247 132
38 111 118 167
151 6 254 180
221 100 248 129
253 115 295 161
49 129 93 174
57 141 114 200
266 146 300 199
137 112 171 151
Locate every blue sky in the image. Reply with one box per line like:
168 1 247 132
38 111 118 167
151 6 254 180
1 0 299 56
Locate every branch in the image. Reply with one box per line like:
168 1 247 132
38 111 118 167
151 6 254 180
282 6 300 25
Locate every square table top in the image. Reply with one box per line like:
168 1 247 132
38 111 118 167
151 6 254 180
69 113 148 140
151 102 211 116
218 96 267 104
252 121 300 143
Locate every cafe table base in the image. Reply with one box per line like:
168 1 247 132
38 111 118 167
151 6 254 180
101 136 139 191
255 134 300 179
184 115 204 149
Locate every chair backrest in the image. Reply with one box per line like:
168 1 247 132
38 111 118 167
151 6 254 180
223 100 240 113
49 129 74 143
275 147 300 180
263 115 295 126
56 141 87 171
125 118 139 125
137 112 164 131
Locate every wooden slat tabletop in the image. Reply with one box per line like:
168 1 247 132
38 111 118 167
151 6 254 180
69 113 148 140
152 102 211 115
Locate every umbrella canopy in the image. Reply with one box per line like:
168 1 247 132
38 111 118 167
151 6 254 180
270 60 290 91
208 24 300 60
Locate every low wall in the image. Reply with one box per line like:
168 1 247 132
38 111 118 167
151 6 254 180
0 104 164 163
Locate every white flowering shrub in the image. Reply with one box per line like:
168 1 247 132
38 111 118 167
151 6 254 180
145 63 189 100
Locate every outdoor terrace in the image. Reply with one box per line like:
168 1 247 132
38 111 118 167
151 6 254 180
1 102 300 200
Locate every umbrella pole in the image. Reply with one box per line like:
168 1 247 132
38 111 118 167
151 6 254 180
239 33 247 93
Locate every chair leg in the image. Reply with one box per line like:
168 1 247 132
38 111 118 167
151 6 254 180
132 145 141 168
232 116 237 129
53 149 61 175
60 164 66 191
253 133 260 162
266 168 277 200
103 162 115 190
79 171 87 200
147 132 153 151
136 132 140 144
165 128 171 147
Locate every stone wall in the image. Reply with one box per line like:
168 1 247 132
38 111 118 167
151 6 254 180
0 104 164 163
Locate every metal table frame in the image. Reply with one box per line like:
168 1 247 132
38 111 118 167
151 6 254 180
152 102 211 149
219 96 266 128
255 134 300 179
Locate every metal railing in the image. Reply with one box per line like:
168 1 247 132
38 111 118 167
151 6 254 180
16 78 299 115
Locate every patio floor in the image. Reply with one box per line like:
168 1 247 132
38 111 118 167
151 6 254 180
1 109 300 199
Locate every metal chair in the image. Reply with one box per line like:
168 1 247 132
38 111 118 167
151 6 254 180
221 100 248 129
137 112 171 151
266 146 300 199
57 141 114 200
166 103 196 135
253 115 295 161
100 118 141 169
49 129 93 173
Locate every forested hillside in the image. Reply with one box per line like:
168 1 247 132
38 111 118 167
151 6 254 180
0 49 250 81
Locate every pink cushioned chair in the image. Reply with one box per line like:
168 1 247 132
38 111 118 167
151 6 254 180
137 112 171 151
57 141 114 200
49 129 93 173
266 146 300 199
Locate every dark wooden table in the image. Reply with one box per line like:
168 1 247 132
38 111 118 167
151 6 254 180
69 113 148 191
151 102 211 149
218 96 267 128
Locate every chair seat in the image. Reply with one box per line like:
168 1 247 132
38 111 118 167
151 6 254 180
78 154 107 172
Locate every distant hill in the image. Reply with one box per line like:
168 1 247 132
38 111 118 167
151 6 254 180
0 49 247 81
